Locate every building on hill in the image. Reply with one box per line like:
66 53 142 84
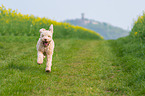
81 13 85 21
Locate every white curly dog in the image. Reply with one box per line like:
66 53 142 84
36 24 54 72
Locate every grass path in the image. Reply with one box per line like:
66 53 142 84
0 38 129 96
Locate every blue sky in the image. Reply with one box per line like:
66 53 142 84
1 0 145 30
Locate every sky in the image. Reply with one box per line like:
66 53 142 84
0 0 145 30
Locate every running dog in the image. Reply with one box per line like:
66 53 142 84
36 24 54 72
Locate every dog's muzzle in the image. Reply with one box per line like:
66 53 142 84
43 39 51 47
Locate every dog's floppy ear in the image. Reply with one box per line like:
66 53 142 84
49 24 53 33
39 28 46 33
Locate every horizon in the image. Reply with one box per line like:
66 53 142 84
1 0 145 30
65 13 130 31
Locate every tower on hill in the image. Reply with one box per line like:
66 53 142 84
81 13 85 20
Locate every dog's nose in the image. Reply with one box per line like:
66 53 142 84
44 39 47 41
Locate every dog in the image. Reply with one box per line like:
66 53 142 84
36 24 54 72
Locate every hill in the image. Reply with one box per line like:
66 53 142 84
0 5 103 40
64 14 129 39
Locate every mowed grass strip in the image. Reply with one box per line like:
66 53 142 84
0 37 126 96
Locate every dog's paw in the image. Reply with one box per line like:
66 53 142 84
45 68 51 73
45 70 51 73
37 62 43 65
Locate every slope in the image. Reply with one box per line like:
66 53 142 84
0 5 103 40
64 18 129 39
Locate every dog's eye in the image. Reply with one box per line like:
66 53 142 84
48 36 51 38
42 35 44 37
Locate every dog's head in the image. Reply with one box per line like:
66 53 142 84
39 24 53 47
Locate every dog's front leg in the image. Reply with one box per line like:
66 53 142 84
37 51 44 64
46 54 53 72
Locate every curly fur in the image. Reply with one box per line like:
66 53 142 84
36 24 54 72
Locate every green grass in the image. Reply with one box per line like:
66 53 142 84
1 36 144 96
0 36 127 95
109 36 145 96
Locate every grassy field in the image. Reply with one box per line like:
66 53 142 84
1 5 145 96
1 37 109 96
0 36 144 96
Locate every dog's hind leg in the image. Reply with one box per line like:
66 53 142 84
37 51 44 65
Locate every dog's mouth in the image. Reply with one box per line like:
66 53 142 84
43 41 49 46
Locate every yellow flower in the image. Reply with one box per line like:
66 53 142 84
65 26 68 29
12 10 16 13
135 21 138 24
23 14 30 20
100 36 104 39
6 20 9 23
32 21 35 25
135 32 138 35
8 8 12 13
18 13 23 17
2 10 6 14
0 6 2 10
2 4 5 9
